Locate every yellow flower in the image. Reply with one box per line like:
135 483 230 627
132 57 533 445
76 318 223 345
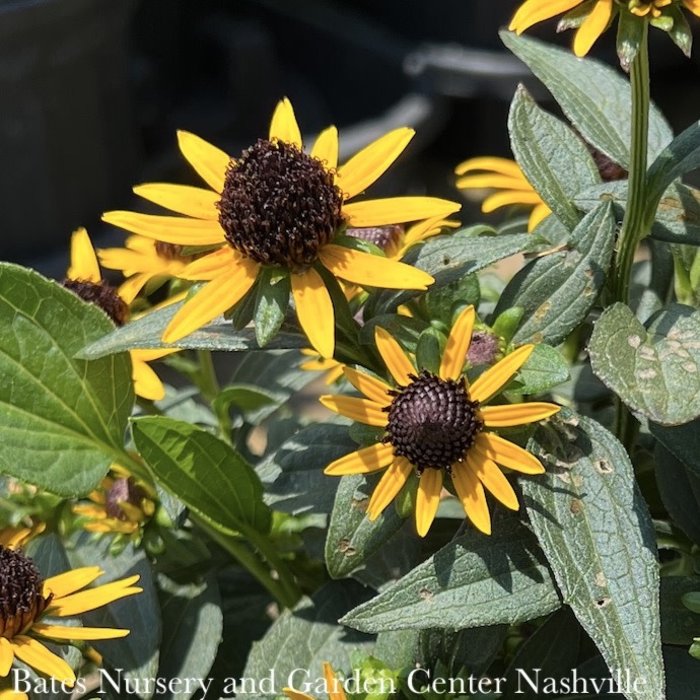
300 349 345 385
629 0 673 17
0 544 141 687
321 306 560 536
102 98 461 357
455 157 550 232
284 662 347 700
72 464 156 537
98 235 193 304
64 229 176 401
0 526 43 551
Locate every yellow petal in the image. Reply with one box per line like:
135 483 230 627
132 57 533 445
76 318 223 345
10 637 75 686
130 347 179 362
178 247 238 281
118 272 155 305
528 202 552 231
319 395 388 427
455 157 524 178
269 97 302 148
439 305 475 380
0 638 14 677
509 0 582 33
101 211 225 245
451 462 492 534
337 128 414 199
456 174 531 190
324 662 348 700
32 623 129 640
480 402 560 428
481 190 542 213
474 432 545 475
48 575 142 617
162 263 258 343
176 130 231 193
43 567 103 599
469 344 535 404
67 228 101 283
319 244 433 290
343 196 461 227
283 690 315 700
324 443 394 476
291 268 334 359
415 469 443 537
311 126 339 170
573 0 613 58
0 690 29 700
683 0 700 17
467 452 519 510
133 183 220 219
98 246 154 274
402 215 458 248
367 457 413 520
342 367 392 405
131 356 166 401
374 327 415 386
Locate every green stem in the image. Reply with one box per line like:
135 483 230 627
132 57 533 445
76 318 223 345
245 528 302 606
195 349 233 442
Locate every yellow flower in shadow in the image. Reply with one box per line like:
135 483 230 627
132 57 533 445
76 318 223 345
284 662 347 700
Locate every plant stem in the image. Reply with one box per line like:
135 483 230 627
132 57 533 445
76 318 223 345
196 349 233 442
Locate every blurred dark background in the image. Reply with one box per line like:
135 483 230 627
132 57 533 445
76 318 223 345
2 0 700 276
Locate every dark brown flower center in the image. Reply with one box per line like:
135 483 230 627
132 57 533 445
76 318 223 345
217 138 344 271
384 370 482 474
105 477 147 521
62 279 129 326
0 547 50 639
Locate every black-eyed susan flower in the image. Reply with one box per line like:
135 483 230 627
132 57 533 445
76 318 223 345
0 542 141 686
0 527 39 551
72 465 156 539
102 98 460 357
63 228 175 401
284 662 346 700
299 350 345 385
321 306 560 536
455 157 550 232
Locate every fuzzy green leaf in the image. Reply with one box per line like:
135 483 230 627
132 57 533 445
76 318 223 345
589 303 700 425
508 343 570 396
254 268 291 348
525 411 664 700
0 264 133 495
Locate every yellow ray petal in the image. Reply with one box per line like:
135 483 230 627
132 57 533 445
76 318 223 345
481 190 542 213
131 356 166 401
342 367 392 405
67 228 101 283
10 637 75 686
528 202 552 231
43 567 103 599
310 126 339 170
130 347 179 362
324 662 348 700
283 690 315 700
48 576 142 617
178 247 238 281
451 462 492 534
402 215 458 248
101 211 226 245
415 468 443 537
469 344 535 404
367 457 413 520
467 452 519 510
374 326 415 386
291 268 334 359
133 183 220 220
118 272 155 305
176 130 231 193
439 305 475 380
684 0 700 17
573 0 613 57
32 624 129 640
480 402 560 428
509 0 582 33
324 442 394 476
319 395 388 427
0 638 14 677
455 157 524 178
337 128 414 199
474 432 545 475
269 98 302 148
455 174 531 190
343 196 461 227
98 247 154 273
162 263 258 343
319 244 433 290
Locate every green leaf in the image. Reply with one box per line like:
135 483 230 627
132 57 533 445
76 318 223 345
508 85 601 231
667 5 693 58
423 273 480 327
651 419 700 480
414 328 444 375
256 423 355 515
589 303 700 425
340 519 560 633
507 343 570 396
78 298 305 359
500 31 672 167
132 416 272 535
616 8 644 71
254 268 291 347
212 384 277 417
525 410 664 700
660 577 700 646
242 581 374 700
493 202 616 345
325 474 407 579
157 573 223 700
372 231 539 313
0 264 133 495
